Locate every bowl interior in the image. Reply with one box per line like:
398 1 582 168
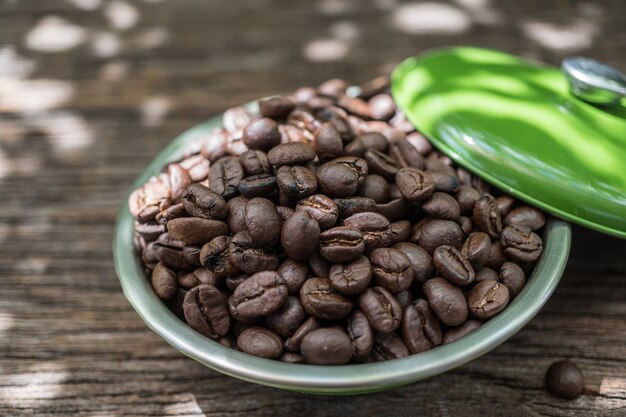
114 105 572 395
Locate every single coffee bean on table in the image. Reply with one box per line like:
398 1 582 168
129 76 546 364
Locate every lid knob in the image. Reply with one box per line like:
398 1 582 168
562 57 626 106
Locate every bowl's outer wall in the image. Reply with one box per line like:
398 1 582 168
114 103 572 395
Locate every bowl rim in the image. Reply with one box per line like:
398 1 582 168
113 103 572 394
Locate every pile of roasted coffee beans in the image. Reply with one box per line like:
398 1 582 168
130 77 546 365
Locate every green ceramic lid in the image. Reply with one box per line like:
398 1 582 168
391 47 626 239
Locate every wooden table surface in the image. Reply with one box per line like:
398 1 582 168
1 1 625 416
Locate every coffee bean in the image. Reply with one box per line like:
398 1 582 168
422 192 461 220
318 78 347 97
317 108 353 142
279 124 313 144
334 196 377 219
461 232 491 269
183 285 230 339
135 221 165 242
370 248 414 293
358 174 390 203
411 219 464 254
343 211 391 252
276 165 318 199
376 198 412 222
226 196 248 234
314 124 344 161
151 263 177 300
392 242 435 283
504 206 546 231
357 76 389 100
228 271 288 322
455 185 481 214
364 149 398 179
545 361 585 400
430 170 459 193
401 299 442 353
484 241 507 270
358 132 388 152
225 274 248 292
308 251 331 278
300 277 354 320
166 288 188 321
338 95 371 119
284 316 320 352
239 150 271 176
167 218 229 246
499 262 526 297
458 216 472 236
395 168 435 201
209 156 244 199
329 256 372 295
245 198 281 246
155 203 187 225
370 332 409 361
288 109 321 133
317 157 368 197
342 138 365 157
154 233 191 270
180 154 210 182
467 280 509 320
443 320 481 344
384 220 411 246
268 142 316 166
229 231 279 274
473 195 502 239
433 245 475 286
266 296 306 338
276 206 295 221
359 286 402 333
177 268 219 290
181 183 227 220
500 225 543 262
276 258 310 294
423 277 468 326
475 267 499 283
238 174 277 198
259 97 295 119
237 327 283 359
296 194 339 229
391 139 425 169
242 118 281 151
198 236 236 276
281 211 320 261
369 93 396 121
319 226 365 263
346 310 374 362
301 328 353 365
496 195 516 217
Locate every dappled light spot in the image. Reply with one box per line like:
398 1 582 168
317 0 353 15
522 20 597 51
70 0 102 11
330 20 360 41
0 79 74 113
25 16 87 52
161 393 207 417
304 38 350 62
596 377 626 409
91 31 122 58
15 257 50 274
99 60 130 81
391 2 471 35
0 311 14 334
453 0 501 25
141 96 171 127
27 111 95 161
133 27 169 49
105 0 140 31
0 362 67 406
0 46 36 78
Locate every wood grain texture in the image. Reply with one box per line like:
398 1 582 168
0 0 624 416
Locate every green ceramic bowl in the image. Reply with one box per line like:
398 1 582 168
113 101 572 395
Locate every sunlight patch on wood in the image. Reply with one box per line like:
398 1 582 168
0 47 36 78
105 1 140 31
0 78 74 113
91 31 122 58
161 393 207 417
69 0 103 11
391 2 471 35
141 96 171 127
27 112 95 161
304 38 350 62
0 362 67 406
25 16 87 52
521 20 598 52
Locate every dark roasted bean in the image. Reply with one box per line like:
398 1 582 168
225 274 248 292
284 316 320 352
266 296 306 338
177 268 219 290
401 299 442 354
500 225 543 262
183 285 230 339
475 267 499 283
496 195 516 217
346 310 374 362
358 174 390 203
342 138 365 157
245 198 281 246
370 332 409 362
467 280 510 320
443 320 482 344
423 277 468 326
395 168 435 201
314 123 344 161
504 206 546 231
151 263 177 300
455 185 481 215
433 245 475 286
499 262 526 297
238 174 277 198
209 156 244 199
473 195 502 239
296 194 339 229
228 271 288 321
242 118 281 151
167 218 229 246
280 352 305 363
239 150 271 176
276 258 310 294
300 277 354 320
153 233 191 270
237 327 283 359
343 211 391 252
229 231 278 274
376 198 412 222
411 219 464 254
268 142 316 166
329 256 372 295
359 286 402 333
357 132 388 152
461 232 491 269
226 196 248 234
281 211 320 261
370 248 414 293
276 165 318 199
259 97 295 119
319 226 365 263
301 328 353 365
545 361 585 400
369 93 396 120
392 242 435 284
199 236 239 276
334 196 377 219
422 192 461 220
429 169 459 193
364 149 398 179
182 183 227 220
